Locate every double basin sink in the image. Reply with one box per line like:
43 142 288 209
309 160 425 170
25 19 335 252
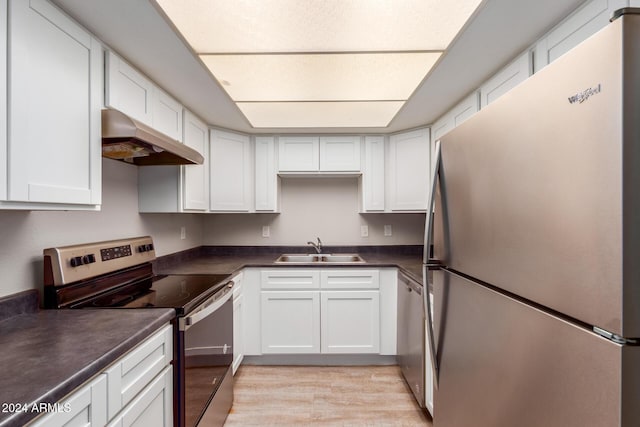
275 254 365 263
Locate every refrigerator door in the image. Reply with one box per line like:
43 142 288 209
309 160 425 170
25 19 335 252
433 269 640 427
434 14 640 338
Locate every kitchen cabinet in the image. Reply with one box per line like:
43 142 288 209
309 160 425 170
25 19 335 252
259 268 390 355
360 136 385 212
255 136 279 212
2 0 101 209
278 136 361 173
105 51 153 125
29 324 173 427
533 0 626 72
479 51 532 108
320 269 380 353
388 129 430 211
431 92 479 142
105 51 183 142
28 375 107 427
260 270 321 354
137 109 209 212
182 111 209 211
210 129 252 211
232 272 245 374
151 87 183 142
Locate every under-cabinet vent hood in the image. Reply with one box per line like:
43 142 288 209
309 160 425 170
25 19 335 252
101 108 204 165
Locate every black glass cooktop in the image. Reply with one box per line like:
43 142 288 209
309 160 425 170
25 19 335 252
77 274 231 314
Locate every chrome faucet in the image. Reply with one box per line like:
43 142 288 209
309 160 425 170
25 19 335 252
307 237 322 254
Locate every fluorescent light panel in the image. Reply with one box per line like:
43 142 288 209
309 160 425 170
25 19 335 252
237 102 404 128
200 53 441 102
155 0 483 128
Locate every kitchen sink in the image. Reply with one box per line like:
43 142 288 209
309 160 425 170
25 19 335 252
275 254 365 263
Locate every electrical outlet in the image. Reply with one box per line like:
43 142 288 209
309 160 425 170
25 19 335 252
360 225 369 237
180 226 186 240
384 225 393 236
262 225 270 238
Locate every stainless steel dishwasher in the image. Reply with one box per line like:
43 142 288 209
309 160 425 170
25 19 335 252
397 271 425 408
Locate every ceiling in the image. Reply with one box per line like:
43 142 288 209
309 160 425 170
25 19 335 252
52 0 585 134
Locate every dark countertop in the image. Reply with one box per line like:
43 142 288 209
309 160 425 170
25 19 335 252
155 246 424 284
0 291 174 427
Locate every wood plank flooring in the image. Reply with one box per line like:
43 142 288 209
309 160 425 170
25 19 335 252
224 365 433 426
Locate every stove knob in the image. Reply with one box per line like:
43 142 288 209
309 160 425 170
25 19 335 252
137 245 147 253
87 254 96 263
146 244 154 252
70 256 83 267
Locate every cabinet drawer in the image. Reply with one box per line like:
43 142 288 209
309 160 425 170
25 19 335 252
105 324 173 420
107 366 173 427
261 270 320 290
320 270 380 289
29 374 107 427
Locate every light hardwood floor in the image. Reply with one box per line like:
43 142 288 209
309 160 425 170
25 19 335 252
224 365 433 426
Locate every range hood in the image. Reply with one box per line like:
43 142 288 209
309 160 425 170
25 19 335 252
101 108 204 165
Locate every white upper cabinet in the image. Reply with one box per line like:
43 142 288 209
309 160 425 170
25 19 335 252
361 136 385 212
210 129 252 211
479 51 532 108
278 136 319 172
4 0 101 208
255 136 279 212
432 92 479 142
105 51 183 142
278 135 361 173
319 136 361 171
182 111 209 211
152 87 183 142
105 51 153 125
388 128 430 211
534 0 627 72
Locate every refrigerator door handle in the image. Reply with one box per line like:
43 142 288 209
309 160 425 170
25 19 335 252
423 140 442 390
423 140 441 264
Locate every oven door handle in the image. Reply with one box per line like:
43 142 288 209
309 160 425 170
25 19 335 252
180 281 234 331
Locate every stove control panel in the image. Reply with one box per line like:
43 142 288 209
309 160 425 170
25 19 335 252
44 236 156 286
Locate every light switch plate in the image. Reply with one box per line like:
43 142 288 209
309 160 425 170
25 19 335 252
180 226 186 240
384 225 392 236
360 225 369 237
262 225 270 238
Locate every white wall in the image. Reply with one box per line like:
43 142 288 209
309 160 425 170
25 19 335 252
0 159 204 298
203 178 425 246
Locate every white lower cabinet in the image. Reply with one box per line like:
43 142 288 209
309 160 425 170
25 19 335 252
258 268 393 355
28 324 173 427
29 375 108 427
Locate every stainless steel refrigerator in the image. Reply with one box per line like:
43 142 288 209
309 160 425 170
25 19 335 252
424 8 640 427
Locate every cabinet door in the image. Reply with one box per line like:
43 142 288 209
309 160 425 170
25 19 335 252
182 111 209 211
105 51 153 125
479 51 531 108
321 291 380 353
533 0 625 72
319 136 361 171
432 92 479 142
105 325 173 420
210 130 252 211
152 87 183 142
361 136 385 212
320 270 380 289
261 270 320 290
255 136 278 211
0 0 6 201
233 292 244 374
388 129 430 211
278 136 319 172
107 366 173 427
29 374 107 427
8 0 101 205
261 291 321 353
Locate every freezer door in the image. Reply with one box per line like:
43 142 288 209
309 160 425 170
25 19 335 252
433 14 640 337
433 269 640 427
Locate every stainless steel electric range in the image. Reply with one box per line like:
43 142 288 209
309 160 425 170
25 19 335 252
43 236 234 427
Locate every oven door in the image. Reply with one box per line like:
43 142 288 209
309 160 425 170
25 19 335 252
180 285 234 427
